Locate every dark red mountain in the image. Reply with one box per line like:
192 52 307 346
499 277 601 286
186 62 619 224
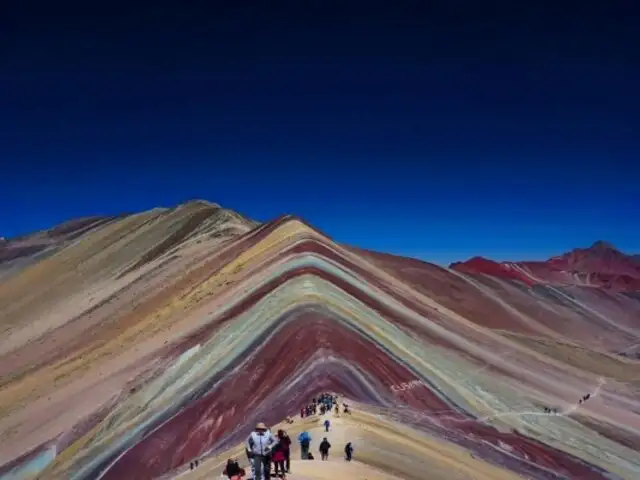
450 241 640 291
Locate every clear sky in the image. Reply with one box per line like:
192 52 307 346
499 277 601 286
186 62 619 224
1 2 638 265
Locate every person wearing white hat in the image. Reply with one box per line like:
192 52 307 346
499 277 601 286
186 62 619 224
246 422 277 480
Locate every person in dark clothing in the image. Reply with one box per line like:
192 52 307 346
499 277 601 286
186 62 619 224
277 429 291 473
319 438 331 461
323 419 330 432
190 462 194 470
307 452 314 460
223 458 245 479
344 442 353 461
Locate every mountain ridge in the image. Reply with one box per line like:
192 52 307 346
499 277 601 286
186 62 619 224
450 239 640 291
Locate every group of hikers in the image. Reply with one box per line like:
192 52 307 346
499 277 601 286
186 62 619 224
543 392 594 415
242 423 291 479
220 393 354 480
300 393 350 419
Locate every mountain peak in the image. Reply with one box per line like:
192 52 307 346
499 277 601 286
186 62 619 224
589 240 617 251
179 199 222 209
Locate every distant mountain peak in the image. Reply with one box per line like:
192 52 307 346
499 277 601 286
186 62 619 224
450 239 640 291
589 240 617 251
180 199 222 209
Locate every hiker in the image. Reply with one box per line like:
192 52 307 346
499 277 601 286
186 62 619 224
271 440 287 478
300 407 305 418
246 422 277 480
298 430 311 459
334 404 339 414
190 462 194 470
343 404 350 415
223 458 246 480
323 418 330 432
319 437 331 461
277 429 291 473
344 442 353 461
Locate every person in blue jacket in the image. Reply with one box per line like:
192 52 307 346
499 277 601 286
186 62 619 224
298 431 311 459
323 418 330 432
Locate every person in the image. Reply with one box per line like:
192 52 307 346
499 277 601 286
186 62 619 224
307 452 315 460
319 437 331 461
223 458 246 480
277 429 291 473
271 442 287 478
246 422 277 480
334 404 339 414
323 418 330 432
344 442 353 461
298 431 311 459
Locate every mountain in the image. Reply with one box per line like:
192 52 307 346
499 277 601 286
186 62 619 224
1 202 639 480
451 241 640 291
0 200 257 283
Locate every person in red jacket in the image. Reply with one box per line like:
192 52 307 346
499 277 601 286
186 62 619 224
276 429 291 474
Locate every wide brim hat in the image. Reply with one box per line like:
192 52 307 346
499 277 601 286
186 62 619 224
256 422 268 430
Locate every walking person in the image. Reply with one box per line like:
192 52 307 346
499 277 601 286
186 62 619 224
319 437 331 461
271 441 287 479
344 442 353 461
246 422 277 480
323 418 330 432
298 431 311 459
276 429 291 473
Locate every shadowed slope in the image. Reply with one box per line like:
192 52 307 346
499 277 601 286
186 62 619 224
1 204 639 480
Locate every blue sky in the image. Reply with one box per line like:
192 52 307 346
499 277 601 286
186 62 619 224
1 2 638 265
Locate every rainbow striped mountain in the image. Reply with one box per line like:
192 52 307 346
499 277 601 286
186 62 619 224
1 200 639 480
